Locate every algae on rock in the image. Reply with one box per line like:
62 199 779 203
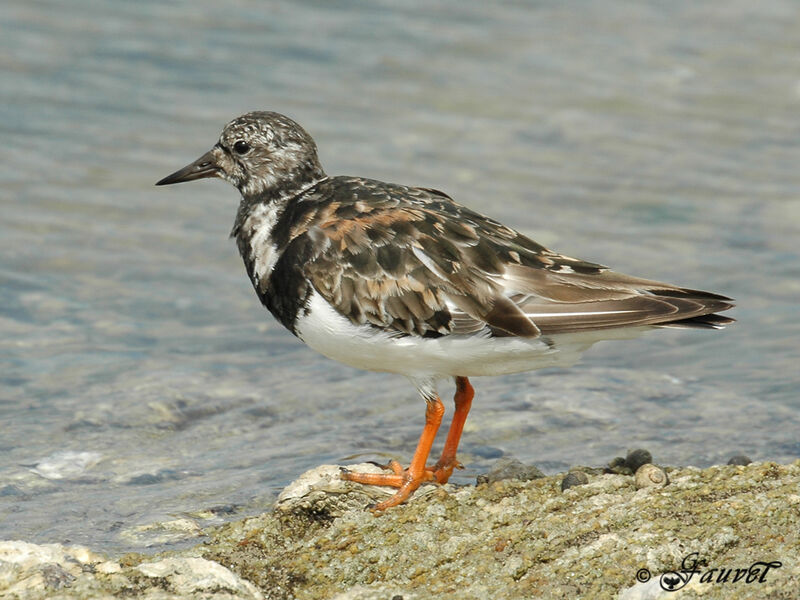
1 461 798 599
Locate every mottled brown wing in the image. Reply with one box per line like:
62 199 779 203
297 181 554 338
298 178 733 338
414 186 734 333
303 211 498 337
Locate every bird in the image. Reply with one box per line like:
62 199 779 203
156 111 734 511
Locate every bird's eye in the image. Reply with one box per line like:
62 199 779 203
233 140 251 155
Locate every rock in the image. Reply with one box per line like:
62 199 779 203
120 517 205 547
199 461 798 599
275 463 441 517
95 561 122 574
625 449 654 473
39 563 75 589
3 461 800 599
560 471 589 491
135 557 263 598
0 541 263 599
606 456 633 475
0 541 103 596
606 449 655 476
618 577 681 600
618 578 669 600
476 457 544 485
0 541 99 599
634 464 669 489
329 586 418 600
727 454 752 466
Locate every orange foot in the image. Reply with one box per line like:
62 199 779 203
340 377 475 513
340 463 432 512
340 458 464 512
372 458 464 484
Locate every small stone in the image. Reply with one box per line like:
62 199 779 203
634 464 669 489
120 517 204 546
625 449 653 473
727 454 752 466
135 557 263 598
40 563 76 589
96 560 122 574
561 471 589 491
606 456 633 475
476 457 544 485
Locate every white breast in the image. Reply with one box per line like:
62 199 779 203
294 290 644 379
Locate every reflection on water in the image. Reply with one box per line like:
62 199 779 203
1 0 798 554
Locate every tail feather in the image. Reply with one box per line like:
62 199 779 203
648 288 734 330
497 263 734 335
658 312 736 330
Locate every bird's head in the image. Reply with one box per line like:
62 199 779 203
156 111 325 198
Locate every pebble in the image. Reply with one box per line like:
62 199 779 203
625 449 653 473
560 471 589 491
606 456 631 475
634 464 669 489
476 457 544 485
606 449 655 475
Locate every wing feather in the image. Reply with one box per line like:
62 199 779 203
288 177 733 339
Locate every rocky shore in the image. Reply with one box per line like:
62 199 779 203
1 459 798 599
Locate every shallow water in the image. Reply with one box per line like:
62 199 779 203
1 0 798 555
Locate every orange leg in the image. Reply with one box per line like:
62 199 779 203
341 395 444 511
432 376 474 483
340 377 476 511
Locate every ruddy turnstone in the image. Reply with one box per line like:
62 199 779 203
156 111 734 511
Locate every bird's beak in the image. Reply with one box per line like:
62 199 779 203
155 149 221 186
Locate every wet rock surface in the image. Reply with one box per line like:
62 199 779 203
560 470 590 491
475 457 545 485
0 540 263 599
2 461 798 599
